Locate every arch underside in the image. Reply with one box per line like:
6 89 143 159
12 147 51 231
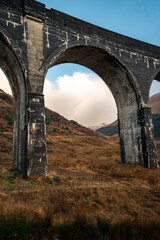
48 46 144 166
0 36 27 174
154 71 160 82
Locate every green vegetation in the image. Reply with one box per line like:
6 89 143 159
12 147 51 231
4 115 13 125
45 117 51 125
53 128 57 133
0 129 4 133
70 120 78 125
0 215 53 240
0 214 159 239
29 179 36 184
86 196 91 204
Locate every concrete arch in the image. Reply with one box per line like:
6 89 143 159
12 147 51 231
0 33 28 174
44 45 145 166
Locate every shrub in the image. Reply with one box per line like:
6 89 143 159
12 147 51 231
45 117 51 125
4 115 13 125
70 120 78 125
53 128 57 133
0 129 4 133
44 177 52 185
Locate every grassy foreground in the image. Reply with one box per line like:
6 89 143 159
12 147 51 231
0 214 160 240
0 162 160 240
0 121 160 239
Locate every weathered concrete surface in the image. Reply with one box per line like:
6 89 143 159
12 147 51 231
0 0 159 176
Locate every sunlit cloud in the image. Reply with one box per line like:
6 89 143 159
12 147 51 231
0 68 117 127
44 72 117 127
0 69 12 95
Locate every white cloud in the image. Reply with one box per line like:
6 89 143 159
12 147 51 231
44 72 117 127
0 68 117 127
0 69 12 95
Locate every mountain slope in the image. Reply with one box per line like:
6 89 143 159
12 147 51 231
0 89 101 137
150 92 160 114
0 89 107 170
97 93 160 137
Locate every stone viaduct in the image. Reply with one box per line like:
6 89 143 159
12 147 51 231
0 0 160 176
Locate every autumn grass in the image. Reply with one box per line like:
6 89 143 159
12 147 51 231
0 213 160 239
1 129 160 238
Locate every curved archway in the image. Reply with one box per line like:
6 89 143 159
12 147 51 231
149 77 160 165
44 63 117 127
0 34 28 174
44 45 144 166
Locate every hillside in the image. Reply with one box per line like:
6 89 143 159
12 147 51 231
98 93 160 137
0 89 160 239
0 89 105 169
150 92 160 114
0 89 100 137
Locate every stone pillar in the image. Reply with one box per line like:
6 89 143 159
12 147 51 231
12 98 20 170
26 93 48 176
22 3 47 176
118 104 159 168
139 107 159 168
118 102 142 166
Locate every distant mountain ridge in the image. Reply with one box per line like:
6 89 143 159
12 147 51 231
89 122 108 131
97 93 160 137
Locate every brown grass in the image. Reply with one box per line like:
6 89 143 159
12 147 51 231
0 91 160 235
0 128 160 228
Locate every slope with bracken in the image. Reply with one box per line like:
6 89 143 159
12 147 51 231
0 89 108 170
1 89 160 233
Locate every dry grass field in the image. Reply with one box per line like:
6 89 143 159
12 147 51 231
0 90 160 239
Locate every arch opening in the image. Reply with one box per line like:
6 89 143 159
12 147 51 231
149 79 160 164
0 35 27 174
44 63 117 128
0 69 13 170
44 63 121 175
44 45 144 171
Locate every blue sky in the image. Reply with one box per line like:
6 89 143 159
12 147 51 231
39 0 160 46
